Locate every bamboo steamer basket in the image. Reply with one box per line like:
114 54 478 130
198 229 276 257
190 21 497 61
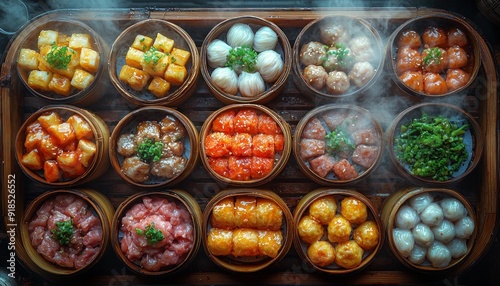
108 19 200 107
15 105 110 187
380 187 477 273
20 188 114 279
15 18 108 106
199 104 291 187
293 104 384 186
200 15 292 105
476 0 500 25
386 102 483 185
109 106 199 188
111 190 202 276
387 13 481 99
292 15 384 103
293 188 383 274
202 189 293 272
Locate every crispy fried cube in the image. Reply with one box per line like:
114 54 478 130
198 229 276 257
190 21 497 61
132 34 153 51
66 114 94 140
57 151 86 178
153 33 174 53
21 150 44 170
38 30 59 48
70 68 95 90
119 64 150 91
43 160 62 183
37 111 62 130
231 133 252 157
79 47 100 73
68 33 92 50
39 136 61 161
39 45 52 57
18 48 39 70
141 49 170 77
24 123 47 152
125 47 144 69
148 76 171 98
171 48 191 66
48 73 72 96
47 122 76 146
252 134 275 158
164 64 187 86
44 46 80 79
28 70 53 91
57 33 71 47
77 139 96 167
228 156 252 181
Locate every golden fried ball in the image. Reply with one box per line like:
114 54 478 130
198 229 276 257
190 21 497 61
309 195 337 225
298 215 324 244
340 196 368 225
307 240 336 267
335 240 364 269
327 214 352 243
353 220 379 250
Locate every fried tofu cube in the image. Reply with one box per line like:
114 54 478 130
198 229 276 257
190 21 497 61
119 64 150 91
125 47 144 69
77 139 96 167
57 33 71 47
164 64 187 86
18 48 39 70
47 122 76 146
148 76 171 98
38 30 59 48
21 150 44 170
71 68 95 90
68 33 92 50
57 151 86 178
24 124 47 152
39 45 52 57
80 47 100 73
44 46 80 79
132 35 153 51
43 160 62 183
141 49 170 77
48 73 72 96
37 111 62 130
66 114 94 140
171 48 191 66
39 136 61 161
28 70 53 91
153 33 174 53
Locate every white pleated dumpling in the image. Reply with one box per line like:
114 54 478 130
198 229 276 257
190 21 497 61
439 197 467 222
454 216 475 239
238 71 265 97
412 222 434 248
253 26 278 52
408 244 427 265
408 192 434 214
393 228 414 258
395 205 420 229
227 23 254 48
446 238 468 258
207 39 232 68
432 219 456 243
427 241 452 268
420 202 444 226
211 67 238 95
256 50 284 83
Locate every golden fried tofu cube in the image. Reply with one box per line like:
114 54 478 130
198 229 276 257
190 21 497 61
18 48 39 70
171 48 191 66
148 76 171 98
37 47 51 71
141 49 170 77
44 46 80 79
119 64 150 91
80 47 100 73
39 45 51 57
164 64 187 86
48 73 72 96
132 34 153 51
66 114 94 140
57 151 86 178
69 33 92 50
28 70 53 91
77 139 96 167
71 68 95 90
47 122 76 146
37 111 62 129
125 47 144 69
21 150 44 170
57 33 71 47
153 33 174 53
38 30 59 48
44 160 62 183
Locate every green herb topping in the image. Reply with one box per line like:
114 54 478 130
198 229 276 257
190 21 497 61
45 45 75 70
226 45 258 73
143 46 165 66
394 113 469 181
325 127 355 154
52 220 74 246
135 222 165 245
323 43 355 70
137 138 164 162
423 47 442 66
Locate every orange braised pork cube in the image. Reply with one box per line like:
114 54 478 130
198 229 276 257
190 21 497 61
205 132 232 158
24 122 47 152
119 64 150 91
228 156 251 181
46 122 76 146
148 76 171 98
77 139 97 167
43 160 62 183
257 114 279 135
208 157 230 179
333 158 359 180
299 138 325 160
66 114 94 140
39 136 61 161
231 133 252 157
234 109 259 134
250 156 274 179
21 150 43 170
37 111 62 130
212 110 235 134
252 134 275 158
309 154 336 178
57 151 86 179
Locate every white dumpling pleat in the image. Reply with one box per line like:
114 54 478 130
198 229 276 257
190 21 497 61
256 50 284 83
253 26 278 52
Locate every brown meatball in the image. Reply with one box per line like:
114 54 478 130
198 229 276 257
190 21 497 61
447 27 468 47
307 240 336 267
446 69 470 91
423 72 448 95
117 133 137 157
399 70 424 92
298 215 324 244
421 47 448 73
396 46 421 74
121 156 150 183
319 22 350 46
340 197 368 225
300 41 326 66
136 121 161 145
150 156 186 178
422 26 447 48
309 195 337 225
397 30 422 49
353 220 379 250
348 61 374 88
349 35 374 63
335 240 364 269
303 65 327 90
325 71 350 95
160 116 186 141
447 46 468 69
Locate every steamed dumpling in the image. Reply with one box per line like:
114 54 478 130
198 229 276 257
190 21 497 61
439 197 467 222
238 71 265 97
412 222 434 248
256 50 284 83
227 23 254 48
207 39 232 68
446 238 468 258
454 216 475 239
211 67 238 95
420 202 444 226
432 219 456 243
253 26 278 52
393 228 414 258
395 205 420 229
427 241 451 268
408 244 427 265
408 192 433 214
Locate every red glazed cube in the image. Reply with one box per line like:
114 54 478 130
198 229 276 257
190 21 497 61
309 154 336 178
299 138 325 160
212 110 235 134
231 133 252 157
333 159 358 180
205 132 232 158
274 134 284 152
257 114 279 135
208 157 229 178
228 156 252 181
253 134 275 158
351 145 379 169
46 122 76 146
251 156 274 179
234 109 258 135
44 160 62 183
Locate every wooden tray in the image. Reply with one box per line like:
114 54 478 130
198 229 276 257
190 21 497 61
1 8 498 284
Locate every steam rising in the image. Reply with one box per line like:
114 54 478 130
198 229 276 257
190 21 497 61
0 0 28 34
